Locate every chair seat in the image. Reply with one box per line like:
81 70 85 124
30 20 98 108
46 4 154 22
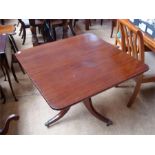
0 25 15 34
143 51 155 77
22 19 43 27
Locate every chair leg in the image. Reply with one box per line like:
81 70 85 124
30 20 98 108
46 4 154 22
9 36 16 54
11 62 19 83
127 75 143 107
21 31 24 39
101 19 103 25
9 35 19 53
41 26 46 42
69 20 76 36
111 19 117 38
110 21 114 38
12 54 25 74
89 20 91 26
38 27 40 34
85 19 90 30
19 26 22 36
53 27 56 40
73 19 78 27
17 21 20 27
1 65 7 81
22 28 26 45
0 85 6 104
3 59 18 101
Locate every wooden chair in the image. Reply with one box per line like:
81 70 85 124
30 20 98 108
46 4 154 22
74 19 103 31
118 19 155 107
0 25 24 101
0 85 19 135
18 19 44 45
50 19 76 40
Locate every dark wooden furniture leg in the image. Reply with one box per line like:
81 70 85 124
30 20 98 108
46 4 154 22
101 19 103 25
9 35 26 74
1 65 7 81
3 57 18 101
9 35 19 52
83 98 113 126
85 19 90 30
0 85 6 104
45 107 70 127
62 20 68 39
19 26 22 36
73 19 78 27
111 19 117 38
22 27 26 45
0 19 4 25
29 19 39 46
0 114 19 135
11 61 19 83
53 27 56 41
68 19 76 36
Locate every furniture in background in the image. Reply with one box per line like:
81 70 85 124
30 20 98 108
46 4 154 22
83 19 116 38
0 26 20 134
0 34 18 101
50 19 76 40
29 19 76 46
0 19 5 25
18 19 44 45
0 24 20 53
0 24 15 34
117 19 155 107
85 19 91 30
115 19 155 52
80 19 104 30
16 33 148 127
0 24 25 101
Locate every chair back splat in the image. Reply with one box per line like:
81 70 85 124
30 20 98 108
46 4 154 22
118 19 144 62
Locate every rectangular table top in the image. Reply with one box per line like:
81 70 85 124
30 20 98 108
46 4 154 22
16 33 148 110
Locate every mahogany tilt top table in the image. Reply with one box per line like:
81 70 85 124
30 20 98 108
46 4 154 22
16 33 148 127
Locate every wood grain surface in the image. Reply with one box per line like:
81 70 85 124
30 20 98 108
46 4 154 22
16 33 148 110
